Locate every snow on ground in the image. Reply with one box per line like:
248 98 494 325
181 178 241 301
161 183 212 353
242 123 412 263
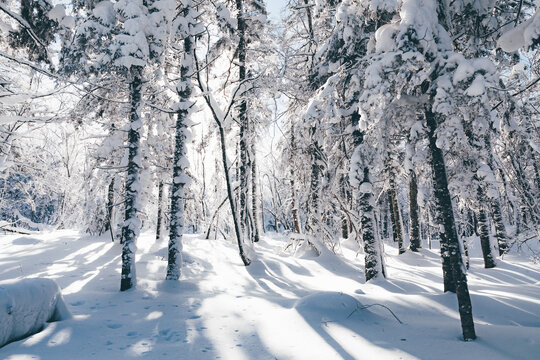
0 230 539 359
0 278 71 347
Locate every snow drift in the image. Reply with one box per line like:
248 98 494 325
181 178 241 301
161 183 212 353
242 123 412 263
0 278 71 347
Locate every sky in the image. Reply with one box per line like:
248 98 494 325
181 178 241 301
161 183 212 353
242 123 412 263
266 0 288 21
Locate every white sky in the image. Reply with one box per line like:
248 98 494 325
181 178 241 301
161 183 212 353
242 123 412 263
266 0 288 21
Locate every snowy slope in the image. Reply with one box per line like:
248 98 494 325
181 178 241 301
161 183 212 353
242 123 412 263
0 230 539 359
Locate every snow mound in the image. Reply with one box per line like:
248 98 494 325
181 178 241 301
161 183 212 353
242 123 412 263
294 291 360 318
0 278 71 348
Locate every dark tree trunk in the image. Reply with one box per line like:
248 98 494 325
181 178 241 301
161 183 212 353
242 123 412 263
340 171 350 239
490 199 508 255
251 146 260 242
120 66 143 292
340 137 351 240
350 120 384 281
105 177 115 241
166 109 188 279
463 238 470 270
260 177 266 233
460 210 471 269
193 8 250 266
426 108 476 341
156 181 163 241
383 200 389 239
289 123 301 234
409 170 421 251
477 203 496 269
360 167 384 281
219 116 250 265
308 126 323 231
389 177 405 254
236 0 252 243
389 192 397 242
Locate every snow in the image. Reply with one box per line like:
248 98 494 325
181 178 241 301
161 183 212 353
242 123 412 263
498 11 540 52
464 75 486 96
47 5 65 23
374 23 399 52
93 1 115 25
0 278 71 348
0 230 539 358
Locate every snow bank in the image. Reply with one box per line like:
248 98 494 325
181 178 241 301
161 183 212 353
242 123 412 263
0 278 71 348
294 291 360 319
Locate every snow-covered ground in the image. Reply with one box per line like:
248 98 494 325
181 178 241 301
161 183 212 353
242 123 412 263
0 230 539 359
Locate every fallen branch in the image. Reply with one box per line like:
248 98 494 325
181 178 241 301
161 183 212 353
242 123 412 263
347 302 403 324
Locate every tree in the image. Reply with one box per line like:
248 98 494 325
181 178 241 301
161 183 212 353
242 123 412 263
166 0 199 280
357 0 478 340
64 0 176 291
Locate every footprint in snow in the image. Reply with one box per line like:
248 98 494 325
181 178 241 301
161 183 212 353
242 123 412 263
107 324 122 329
127 331 138 337
70 300 85 306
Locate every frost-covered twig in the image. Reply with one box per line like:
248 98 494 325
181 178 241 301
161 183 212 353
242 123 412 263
347 302 403 324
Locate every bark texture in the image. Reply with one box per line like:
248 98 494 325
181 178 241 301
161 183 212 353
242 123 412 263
120 66 143 292
409 170 421 251
426 108 476 341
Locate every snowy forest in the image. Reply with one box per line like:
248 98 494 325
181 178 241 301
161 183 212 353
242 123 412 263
0 0 539 358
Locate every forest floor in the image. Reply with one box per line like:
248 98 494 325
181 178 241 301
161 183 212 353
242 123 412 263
0 229 539 359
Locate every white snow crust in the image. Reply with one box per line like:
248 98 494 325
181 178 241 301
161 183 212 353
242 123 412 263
0 278 71 348
0 230 538 359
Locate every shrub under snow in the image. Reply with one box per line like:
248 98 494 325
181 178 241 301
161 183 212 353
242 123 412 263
0 278 71 347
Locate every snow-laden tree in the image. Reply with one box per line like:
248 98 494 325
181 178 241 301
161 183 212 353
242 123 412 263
64 0 177 291
297 0 397 278
357 0 484 340
278 0 339 241
0 2 83 231
165 0 201 280
188 0 276 265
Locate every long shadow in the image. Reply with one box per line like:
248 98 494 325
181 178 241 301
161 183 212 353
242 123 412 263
293 292 410 359
0 232 117 283
245 259 310 307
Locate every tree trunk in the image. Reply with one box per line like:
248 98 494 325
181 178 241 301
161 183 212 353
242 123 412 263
167 7 196 279
477 203 496 269
156 181 163 241
308 126 323 232
383 200 389 239
289 123 301 234
340 172 350 239
350 116 385 280
426 108 476 341
105 177 115 242
409 170 421 251
389 192 397 242
490 199 508 256
251 145 260 242
389 177 405 254
120 65 143 292
360 167 384 281
236 0 252 243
